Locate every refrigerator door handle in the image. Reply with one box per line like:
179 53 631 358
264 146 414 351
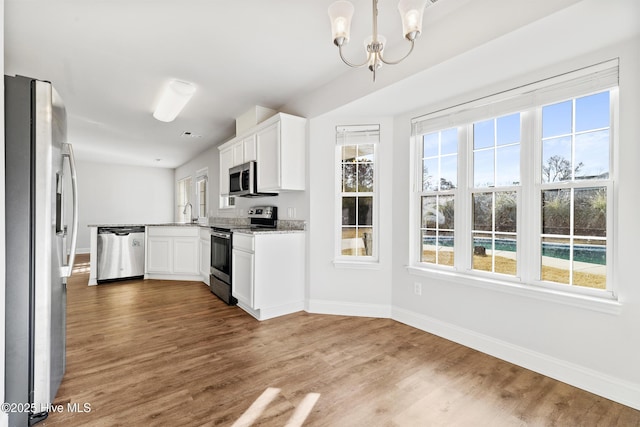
60 142 78 278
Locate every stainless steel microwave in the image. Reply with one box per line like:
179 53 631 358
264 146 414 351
229 161 276 198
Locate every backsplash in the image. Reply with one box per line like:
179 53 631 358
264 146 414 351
274 220 306 230
208 217 249 226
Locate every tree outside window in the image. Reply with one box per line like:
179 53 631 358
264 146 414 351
337 125 379 259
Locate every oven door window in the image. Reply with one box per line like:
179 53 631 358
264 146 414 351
211 234 230 280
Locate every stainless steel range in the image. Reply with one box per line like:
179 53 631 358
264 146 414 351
209 206 277 305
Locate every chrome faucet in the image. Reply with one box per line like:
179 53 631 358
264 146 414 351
183 202 195 223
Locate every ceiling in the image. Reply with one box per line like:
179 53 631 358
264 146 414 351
5 0 638 169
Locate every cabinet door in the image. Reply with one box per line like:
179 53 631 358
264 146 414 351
173 238 199 274
232 249 254 307
199 237 210 278
220 148 234 196
147 237 172 273
256 122 281 191
232 142 244 166
243 135 257 162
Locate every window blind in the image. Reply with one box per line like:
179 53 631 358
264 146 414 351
412 59 619 135
336 124 380 145
195 168 208 182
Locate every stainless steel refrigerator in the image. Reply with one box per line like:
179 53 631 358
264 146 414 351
4 75 78 426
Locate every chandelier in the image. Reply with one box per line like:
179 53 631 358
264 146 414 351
328 0 429 81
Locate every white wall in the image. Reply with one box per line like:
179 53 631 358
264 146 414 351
306 115 394 317
388 36 640 411
75 161 174 252
297 0 640 410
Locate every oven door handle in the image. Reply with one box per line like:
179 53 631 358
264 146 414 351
211 231 231 239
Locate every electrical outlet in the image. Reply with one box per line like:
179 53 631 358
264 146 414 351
414 282 422 296
287 207 296 218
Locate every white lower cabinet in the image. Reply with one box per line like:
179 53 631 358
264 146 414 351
199 227 211 284
146 226 201 280
173 238 199 274
147 237 172 274
232 232 305 321
232 247 254 307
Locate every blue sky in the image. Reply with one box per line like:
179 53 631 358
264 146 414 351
422 90 610 187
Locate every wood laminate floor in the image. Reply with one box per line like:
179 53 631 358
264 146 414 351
41 254 639 426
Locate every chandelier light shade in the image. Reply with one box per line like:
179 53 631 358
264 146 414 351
328 1 355 46
328 0 429 81
153 79 196 122
398 0 427 40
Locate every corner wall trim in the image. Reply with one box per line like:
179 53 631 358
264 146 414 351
391 306 640 411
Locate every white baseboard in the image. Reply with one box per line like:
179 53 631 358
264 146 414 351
76 247 90 255
145 274 203 282
392 306 640 411
260 301 305 320
237 300 305 321
307 299 391 319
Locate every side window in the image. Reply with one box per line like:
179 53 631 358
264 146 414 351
419 128 457 267
539 91 611 290
195 168 208 220
177 176 193 222
336 125 379 260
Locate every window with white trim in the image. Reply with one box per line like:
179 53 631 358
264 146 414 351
471 113 520 276
177 176 192 222
539 91 611 289
195 168 208 220
336 125 379 261
420 128 457 266
412 60 618 298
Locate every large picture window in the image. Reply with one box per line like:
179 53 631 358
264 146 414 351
336 125 379 261
411 60 617 298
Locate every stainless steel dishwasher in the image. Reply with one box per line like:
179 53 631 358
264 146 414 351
97 226 145 283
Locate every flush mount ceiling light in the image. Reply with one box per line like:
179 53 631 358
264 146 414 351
328 0 429 81
152 79 196 122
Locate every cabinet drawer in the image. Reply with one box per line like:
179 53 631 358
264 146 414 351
147 226 199 237
199 227 212 240
233 233 254 252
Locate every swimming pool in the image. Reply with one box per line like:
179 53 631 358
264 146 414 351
422 236 606 265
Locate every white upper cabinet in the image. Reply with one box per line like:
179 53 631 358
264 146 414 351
256 114 306 192
232 142 244 166
256 122 280 191
219 147 234 196
243 135 257 162
218 112 306 196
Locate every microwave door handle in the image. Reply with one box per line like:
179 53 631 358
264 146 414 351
239 170 244 191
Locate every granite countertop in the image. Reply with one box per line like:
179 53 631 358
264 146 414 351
232 228 305 235
88 219 306 232
147 223 206 227
88 222 205 228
